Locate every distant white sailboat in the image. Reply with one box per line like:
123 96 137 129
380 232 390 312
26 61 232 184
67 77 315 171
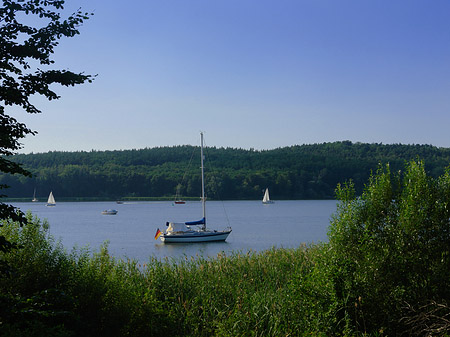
174 184 185 204
46 191 56 207
32 188 38 202
262 188 274 204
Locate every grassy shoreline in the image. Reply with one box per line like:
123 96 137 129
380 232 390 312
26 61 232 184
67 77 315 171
1 214 333 336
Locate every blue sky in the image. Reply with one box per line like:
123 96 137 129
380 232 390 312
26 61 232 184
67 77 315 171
14 0 450 153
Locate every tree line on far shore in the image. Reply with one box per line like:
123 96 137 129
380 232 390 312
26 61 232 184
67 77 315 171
2 141 450 200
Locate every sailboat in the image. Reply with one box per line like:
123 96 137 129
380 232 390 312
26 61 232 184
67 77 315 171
262 188 274 204
174 184 185 204
32 188 38 202
46 191 56 207
155 133 232 243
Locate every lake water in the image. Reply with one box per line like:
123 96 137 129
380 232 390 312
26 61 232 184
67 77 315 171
13 200 337 263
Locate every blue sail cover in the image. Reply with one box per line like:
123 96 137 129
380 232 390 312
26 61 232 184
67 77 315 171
185 217 206 226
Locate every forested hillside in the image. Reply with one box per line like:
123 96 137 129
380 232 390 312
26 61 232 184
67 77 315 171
2 141 450 200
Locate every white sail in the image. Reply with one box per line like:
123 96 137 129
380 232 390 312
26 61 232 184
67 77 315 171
263 188 270 202
47 191 56 206
262 188 274 204
174 184 185 204
32 188 38 202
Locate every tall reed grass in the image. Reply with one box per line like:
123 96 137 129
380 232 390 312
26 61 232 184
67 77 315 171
0 212 336 336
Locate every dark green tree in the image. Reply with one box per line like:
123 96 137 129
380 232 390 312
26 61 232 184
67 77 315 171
0 0 93 271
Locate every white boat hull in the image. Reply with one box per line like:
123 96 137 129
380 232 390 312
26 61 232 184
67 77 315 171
101 210 118 215
161 230 231 243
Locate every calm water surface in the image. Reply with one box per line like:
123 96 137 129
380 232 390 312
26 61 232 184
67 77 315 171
14 200 337 263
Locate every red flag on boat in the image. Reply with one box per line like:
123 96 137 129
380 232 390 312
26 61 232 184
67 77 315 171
154 228 162 240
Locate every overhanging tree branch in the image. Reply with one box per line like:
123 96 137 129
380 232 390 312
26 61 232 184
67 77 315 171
0 0 94 272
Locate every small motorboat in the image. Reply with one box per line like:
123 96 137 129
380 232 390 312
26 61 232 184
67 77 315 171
101 209 118 215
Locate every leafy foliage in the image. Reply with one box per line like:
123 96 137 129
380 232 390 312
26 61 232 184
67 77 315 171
328 160 450 335
0 0 93 272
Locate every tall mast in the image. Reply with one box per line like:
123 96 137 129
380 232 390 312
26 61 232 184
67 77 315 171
200 132 206 229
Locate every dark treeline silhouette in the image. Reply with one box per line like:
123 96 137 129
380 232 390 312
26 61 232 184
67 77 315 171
2 141 450 200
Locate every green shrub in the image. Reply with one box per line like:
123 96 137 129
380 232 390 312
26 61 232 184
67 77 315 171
0 215 170 337
0 214 78 336
328 160 450 335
